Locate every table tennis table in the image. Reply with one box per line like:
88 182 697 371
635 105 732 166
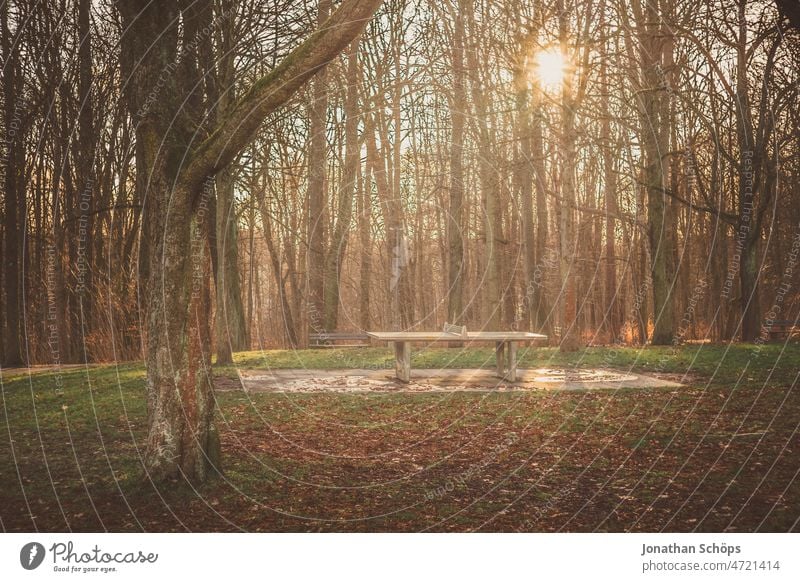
366 331 548 383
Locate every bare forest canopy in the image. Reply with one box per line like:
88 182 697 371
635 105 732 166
2 0 799 367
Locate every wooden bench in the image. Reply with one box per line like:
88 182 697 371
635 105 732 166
309 332 370 348
763 320 799 340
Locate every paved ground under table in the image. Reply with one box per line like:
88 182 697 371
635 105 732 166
228 367 684 393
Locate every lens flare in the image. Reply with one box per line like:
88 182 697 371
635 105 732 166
534 49 568 90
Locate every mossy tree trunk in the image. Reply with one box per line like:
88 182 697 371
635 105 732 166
118 0 385 483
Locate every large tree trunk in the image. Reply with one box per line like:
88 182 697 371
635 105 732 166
740 231 761 341
366 107 407 330
75 0 95 353
246 195 255 348
558 100 580 352
119 0 218 482
643 122 676 345
323 38 361 331
215 167 248 363
213 8 248 363
446 7 466 327
390 37 413 328
557 3 580 352
599 19 620 343
119 0 384 482
635 218 651 344
734 0 771 342
633 0 675 345
464 2 502 330
259 187 300 348
358 167 372 330
1 2 25 367
531 94 551 335
307 0 332 335
515 66 535 331
143 178 221 482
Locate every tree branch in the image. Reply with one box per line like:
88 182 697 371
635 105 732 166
182 0 384 193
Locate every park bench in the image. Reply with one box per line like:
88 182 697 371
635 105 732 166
309 331 371 348
443 322 469 338
763 320 799 340
367 324 547 383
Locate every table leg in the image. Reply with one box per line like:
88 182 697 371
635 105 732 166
495 341 506 378
507 341 517 382
394 341 411 383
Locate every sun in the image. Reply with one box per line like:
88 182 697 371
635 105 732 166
534 49 568 90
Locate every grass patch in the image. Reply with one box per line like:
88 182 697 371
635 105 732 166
221 343 800 386
1 344 798 532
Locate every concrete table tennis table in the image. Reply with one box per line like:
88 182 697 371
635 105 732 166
366 331 548 383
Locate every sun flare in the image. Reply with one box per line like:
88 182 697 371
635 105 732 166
534 49 568 90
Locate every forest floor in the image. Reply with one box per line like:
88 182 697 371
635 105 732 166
1 343 799 532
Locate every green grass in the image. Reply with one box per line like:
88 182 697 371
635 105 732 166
1 344 799 532
220 342 799 386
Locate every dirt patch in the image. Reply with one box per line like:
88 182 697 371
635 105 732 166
227 368 682 393
648 371 705 385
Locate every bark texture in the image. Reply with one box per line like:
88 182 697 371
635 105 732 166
118 0 384 482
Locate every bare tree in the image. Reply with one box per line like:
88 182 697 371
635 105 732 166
117 0 384 482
